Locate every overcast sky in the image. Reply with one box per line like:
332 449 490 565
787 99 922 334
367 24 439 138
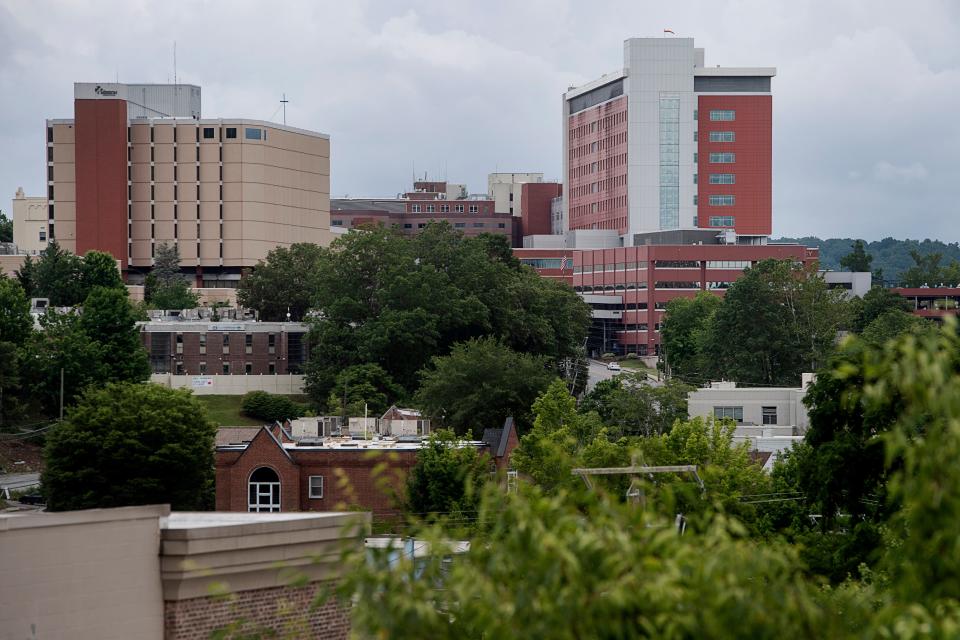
1 0 958 241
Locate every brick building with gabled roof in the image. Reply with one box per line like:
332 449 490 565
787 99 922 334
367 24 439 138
215 421 519 518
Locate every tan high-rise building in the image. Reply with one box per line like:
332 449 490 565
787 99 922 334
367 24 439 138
46 83 331 286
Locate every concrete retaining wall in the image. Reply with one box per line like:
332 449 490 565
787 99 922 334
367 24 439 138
150 374 305 395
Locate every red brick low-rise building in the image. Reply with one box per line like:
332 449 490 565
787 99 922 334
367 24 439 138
216 420 518 518
140 319 309 375
893 287 960 319
515 236 818 356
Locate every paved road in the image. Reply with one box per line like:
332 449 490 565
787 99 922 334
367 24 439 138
585 360 663 392
0 472 40 492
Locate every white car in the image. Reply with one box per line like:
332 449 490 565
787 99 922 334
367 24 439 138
606 362 622 371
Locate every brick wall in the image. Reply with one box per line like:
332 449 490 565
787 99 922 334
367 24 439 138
216 429 420 517
164 582 350 640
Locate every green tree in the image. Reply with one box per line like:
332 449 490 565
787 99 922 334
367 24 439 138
861 309 928 347
0 210 12 243
79 286 150 384
850 285 913 334
405 429 489 520
42 382 216 511
604 375 693 437
240 391 305 423
237 243 326 321
304 224 590 401
23 311 106 413
79 250 123 294
0 275 32 344
659 291 721 379
334 483 868 639
901 249 947 287
144 243 199 310
703 259 850 386
839 239 874 273
511 379 597 494
27 241 83 306
0 341 22 428
414 337 556 437
326 364 404 417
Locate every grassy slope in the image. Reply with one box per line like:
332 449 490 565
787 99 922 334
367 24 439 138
195 394 311 426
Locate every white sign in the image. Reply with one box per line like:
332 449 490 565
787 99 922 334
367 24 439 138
209 323 244 331
191 377 214 388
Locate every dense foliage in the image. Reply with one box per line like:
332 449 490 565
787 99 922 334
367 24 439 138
661 259 851 386
16 242 123 306
414 337 557 437
778 235 960 284
144 243 199 310
0 252 150 426
242 224 590 426
322 320 960 639
0 210 12 243
43 383 216 511
240 391 306 423
405 429 489 520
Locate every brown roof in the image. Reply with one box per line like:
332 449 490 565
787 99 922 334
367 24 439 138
215 427 261 447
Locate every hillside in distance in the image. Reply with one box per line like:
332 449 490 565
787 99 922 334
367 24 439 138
774 237 960 283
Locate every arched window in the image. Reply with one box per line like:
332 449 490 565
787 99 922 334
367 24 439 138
248 467 280 512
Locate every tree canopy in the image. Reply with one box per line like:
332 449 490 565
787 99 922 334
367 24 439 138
43 382 216 511
405 429 489 521
0 210 12 243
16 243 125 306
237 242 325 321
144 243 198 310
839 239 874 273
660 259 851 387
264 224 591 418
324 320 960 639
413 337 556 437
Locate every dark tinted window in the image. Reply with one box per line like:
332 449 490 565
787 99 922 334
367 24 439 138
568 79 624 115
225 127 237 139
203 127 215 139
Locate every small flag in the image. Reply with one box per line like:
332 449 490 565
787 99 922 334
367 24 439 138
664 29 675 34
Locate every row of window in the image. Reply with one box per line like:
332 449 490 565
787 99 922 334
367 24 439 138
569 110 628 140
410 203 478 213
709 152 736 163
709 110 736 121
712 406 778 425
570 194 627 219
569 131 628 161
708 215 735 227
709 131 736 142
175 361 280 375
571 174 627 198
570 151 628 181
708 174 735 184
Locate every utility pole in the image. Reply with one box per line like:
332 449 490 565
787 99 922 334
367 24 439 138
59 367 64 422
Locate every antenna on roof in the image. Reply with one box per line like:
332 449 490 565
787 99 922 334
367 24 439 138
173 41 177 88
280 93 289 125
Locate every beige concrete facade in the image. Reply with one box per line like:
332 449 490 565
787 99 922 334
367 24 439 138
488 172 544 216
0 505 168 640
150 373 305 396
0 505 368 640
48 117 331 271
11 187 48 254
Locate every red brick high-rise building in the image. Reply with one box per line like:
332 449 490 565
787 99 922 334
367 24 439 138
562 37 774 245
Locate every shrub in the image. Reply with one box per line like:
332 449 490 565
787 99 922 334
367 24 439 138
241 391 304 423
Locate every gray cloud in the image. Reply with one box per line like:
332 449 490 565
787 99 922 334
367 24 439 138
0 0 957 241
